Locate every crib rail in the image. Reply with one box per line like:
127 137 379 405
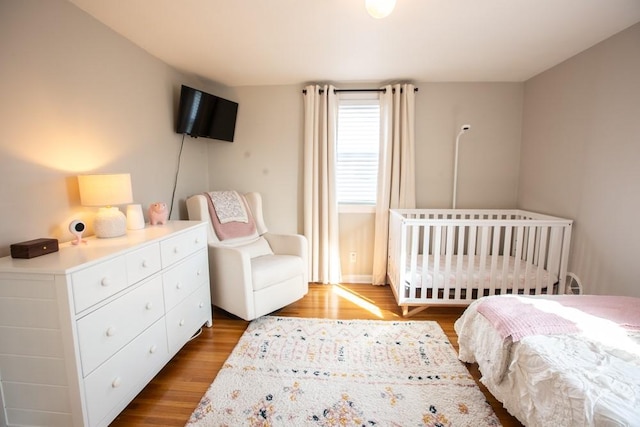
387 209 573 315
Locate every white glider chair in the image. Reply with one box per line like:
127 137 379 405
186 191 308 321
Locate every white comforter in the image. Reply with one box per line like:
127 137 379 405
455 297 640 426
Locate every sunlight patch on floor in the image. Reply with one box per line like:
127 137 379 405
332 284 384 318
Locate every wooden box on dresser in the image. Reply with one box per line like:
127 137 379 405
0 221 212 427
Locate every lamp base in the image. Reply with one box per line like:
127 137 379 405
94 207 127 238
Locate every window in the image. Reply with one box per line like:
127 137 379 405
336 98 381 207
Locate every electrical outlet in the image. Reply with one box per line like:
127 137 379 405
350 252 357 263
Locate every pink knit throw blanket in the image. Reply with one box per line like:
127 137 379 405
204 192 256 241
477 295 640 342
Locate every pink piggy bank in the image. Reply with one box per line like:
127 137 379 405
148 202 169 225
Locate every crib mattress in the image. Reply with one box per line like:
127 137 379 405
404 255 556 290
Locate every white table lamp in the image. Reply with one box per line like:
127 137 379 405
78 173 133 238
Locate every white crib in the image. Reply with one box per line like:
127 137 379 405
387 209 573 316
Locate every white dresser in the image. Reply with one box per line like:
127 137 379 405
0 221 212 427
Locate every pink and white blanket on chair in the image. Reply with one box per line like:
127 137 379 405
203 191 257 241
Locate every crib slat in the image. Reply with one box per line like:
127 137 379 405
523 226 537 293
513 226 524 293
558 224 572 295
548 226 562 284
443 225 455 301
477 226 489 298
409 224 420 300
432 226 442 300
424 225 432 300
536 226 548 294
455 225 466 300
417 223 429 301
489 225 501 295
466 226 477 298
501 225 512 294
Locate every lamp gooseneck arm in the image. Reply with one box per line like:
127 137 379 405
452 131 463 209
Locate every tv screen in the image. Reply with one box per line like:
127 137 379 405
176 85 238 142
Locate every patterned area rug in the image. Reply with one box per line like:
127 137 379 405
187 317 500 427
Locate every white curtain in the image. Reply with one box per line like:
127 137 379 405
371 83 417 285
303 84 342 284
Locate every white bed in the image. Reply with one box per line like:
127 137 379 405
455 295 640 426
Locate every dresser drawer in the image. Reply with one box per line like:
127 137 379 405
83 318 168 427
72 256 128 313
125 242 161 285
77 276 164 376
162 250 208 312
166 284 212 353
160 226 207 268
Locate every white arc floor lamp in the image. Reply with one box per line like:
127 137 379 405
452 124 471 209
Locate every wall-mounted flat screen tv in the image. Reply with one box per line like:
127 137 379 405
176 85 238 142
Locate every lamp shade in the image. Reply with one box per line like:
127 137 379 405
78 174 133 207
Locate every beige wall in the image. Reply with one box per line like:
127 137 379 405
210 83 524 281
204 85 304 235
519 23 640 296
414 83 523 209
0 0 226 255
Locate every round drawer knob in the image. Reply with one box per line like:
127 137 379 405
101 278 111 287
195 238 201 244
145 302 153 310
173 247 180 254
112 377 122 388
142 260 149 268
198 302 204 308
149 344 157 354
176 282 182 290
179 319 185 327
196 270 201 276
106 327 116 337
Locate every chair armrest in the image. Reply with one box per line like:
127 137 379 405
263 233 307 258
263 233 308 285
208 244 255 319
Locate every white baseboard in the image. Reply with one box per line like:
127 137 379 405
340 274 372 284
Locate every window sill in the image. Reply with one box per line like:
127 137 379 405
338 204 376 214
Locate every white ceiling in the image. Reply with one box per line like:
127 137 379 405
68 0 640 87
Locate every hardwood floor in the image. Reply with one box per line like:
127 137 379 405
111 284 522 426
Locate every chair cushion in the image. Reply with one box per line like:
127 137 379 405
251 254 304 291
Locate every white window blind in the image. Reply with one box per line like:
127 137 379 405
336 100 380 205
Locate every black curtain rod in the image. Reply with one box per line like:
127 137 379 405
335 88 386 93
302 87 419 95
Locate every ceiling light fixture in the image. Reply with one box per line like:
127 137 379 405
365 0 396 19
